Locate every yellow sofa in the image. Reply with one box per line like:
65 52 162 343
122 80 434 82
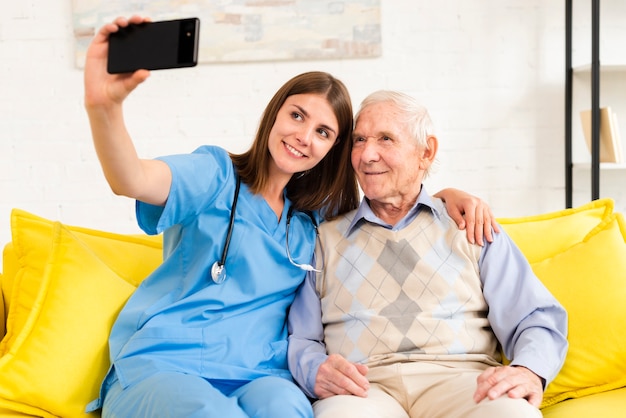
1 199 625 417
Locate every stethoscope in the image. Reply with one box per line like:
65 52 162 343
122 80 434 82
210 176 324 284
210 175 241 284
285 206 324 273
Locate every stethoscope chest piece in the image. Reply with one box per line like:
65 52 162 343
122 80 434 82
211 261 227 284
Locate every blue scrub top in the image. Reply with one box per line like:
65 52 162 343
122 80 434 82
105 146 318 393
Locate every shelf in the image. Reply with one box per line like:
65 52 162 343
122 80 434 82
573 162 626 170
565 0 625 207
573 64 626 73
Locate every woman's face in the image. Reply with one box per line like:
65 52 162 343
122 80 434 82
267 93 339 180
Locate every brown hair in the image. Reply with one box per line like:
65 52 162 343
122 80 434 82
230 71 359 220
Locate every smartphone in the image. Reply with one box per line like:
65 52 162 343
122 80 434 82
107 18 200 74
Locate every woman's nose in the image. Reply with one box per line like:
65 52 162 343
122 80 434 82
296 124 315 145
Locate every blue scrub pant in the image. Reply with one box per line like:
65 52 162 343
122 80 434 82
102 372 313 418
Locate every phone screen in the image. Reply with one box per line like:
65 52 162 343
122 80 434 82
107 18 200 74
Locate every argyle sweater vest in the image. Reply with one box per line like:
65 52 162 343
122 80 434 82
316 199 501 367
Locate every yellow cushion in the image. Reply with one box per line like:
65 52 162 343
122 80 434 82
541 387 626 418
0 210 162 417
531 213 626 408
0 209 161 356
2 242 19 315
0 272 5 339
0 403 53 417
498 198 613 263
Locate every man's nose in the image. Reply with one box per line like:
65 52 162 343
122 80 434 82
359 139 380 162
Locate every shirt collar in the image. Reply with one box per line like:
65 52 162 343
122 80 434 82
346 186 442 236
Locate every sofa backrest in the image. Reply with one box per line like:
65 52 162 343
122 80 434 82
1 242 18 339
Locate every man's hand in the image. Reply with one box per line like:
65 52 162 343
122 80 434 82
474 365 544 407
314 354 370 399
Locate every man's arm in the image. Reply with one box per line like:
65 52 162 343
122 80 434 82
474 227 568 405
287 273 369 399
287 272 330 398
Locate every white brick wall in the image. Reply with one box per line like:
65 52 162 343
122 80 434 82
1 0 625 259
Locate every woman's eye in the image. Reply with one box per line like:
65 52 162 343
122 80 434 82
292 112 303 121
317 128 329 138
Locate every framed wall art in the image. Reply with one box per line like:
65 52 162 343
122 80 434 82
72 0 382 67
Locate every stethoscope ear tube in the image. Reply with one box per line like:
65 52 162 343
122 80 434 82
211 174 241 284
286 207 323 273
210 173 322 284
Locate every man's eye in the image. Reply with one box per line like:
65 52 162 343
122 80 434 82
382 136 392 141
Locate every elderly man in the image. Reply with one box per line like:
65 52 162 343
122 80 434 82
287 90 568 418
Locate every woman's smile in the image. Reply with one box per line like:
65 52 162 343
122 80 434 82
284 141 307 158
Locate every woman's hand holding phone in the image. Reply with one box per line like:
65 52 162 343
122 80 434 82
84 16 152 110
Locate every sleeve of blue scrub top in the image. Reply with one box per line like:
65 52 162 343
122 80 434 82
136 146 234 235
287 268 328 399
479 226 569 387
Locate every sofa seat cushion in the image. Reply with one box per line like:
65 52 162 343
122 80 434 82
0 210 162 417
541 387 626 418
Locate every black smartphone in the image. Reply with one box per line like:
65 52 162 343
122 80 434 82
107 18 200 74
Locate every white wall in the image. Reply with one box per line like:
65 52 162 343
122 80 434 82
1 0 625 259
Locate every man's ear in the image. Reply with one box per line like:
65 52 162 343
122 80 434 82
419 135 438 167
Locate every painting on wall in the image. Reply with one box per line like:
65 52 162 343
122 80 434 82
72 0 382 68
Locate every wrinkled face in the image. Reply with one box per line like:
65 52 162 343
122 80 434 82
351 101 431 206
267 93 339 180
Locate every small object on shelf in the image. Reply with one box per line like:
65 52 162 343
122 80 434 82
613 113 624 163
580 106 623 163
